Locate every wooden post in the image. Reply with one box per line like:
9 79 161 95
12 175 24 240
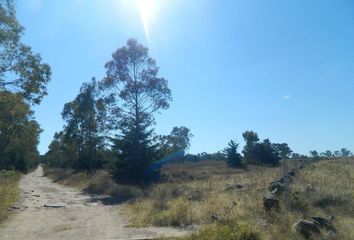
282 160 291 211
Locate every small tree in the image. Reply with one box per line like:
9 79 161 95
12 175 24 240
223 140 242 168
321 150 333 158
309 150 319 158
340 148 351 157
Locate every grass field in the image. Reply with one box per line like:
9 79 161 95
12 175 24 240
129 158 354 240
0 171 21 225
44 158 354 240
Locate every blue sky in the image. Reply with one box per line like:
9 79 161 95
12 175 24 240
17 0 354 155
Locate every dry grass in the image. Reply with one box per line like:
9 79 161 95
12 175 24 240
43 158 354 239
43 167 144 200
0 170 20 224
128 159 354 240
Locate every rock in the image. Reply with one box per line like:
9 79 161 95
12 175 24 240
32 194 40 197
263 191 279 211
293 217 337 239
293 219 321 239
268 181 285 193
211 214 220 222
311 217 336 233
44 203 65 208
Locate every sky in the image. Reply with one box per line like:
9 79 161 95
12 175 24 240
16 0 354 155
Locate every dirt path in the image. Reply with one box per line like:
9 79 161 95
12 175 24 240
0 166 190 240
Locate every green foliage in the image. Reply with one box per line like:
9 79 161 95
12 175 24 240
223 140 242 168
0 91 41 172
242 131 280 166
156 126 193 162
43 79 108 173
0 170 20 224
0 0 51 105
272 143 292 159
100 39 172 183
309 150 319 157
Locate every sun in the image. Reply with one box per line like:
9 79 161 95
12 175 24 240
136 0 157 39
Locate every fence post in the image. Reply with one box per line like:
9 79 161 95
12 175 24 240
282 159 291 211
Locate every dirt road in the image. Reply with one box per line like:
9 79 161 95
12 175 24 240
0 166 189 240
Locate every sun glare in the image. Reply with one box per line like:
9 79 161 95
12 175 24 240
136 0 157 40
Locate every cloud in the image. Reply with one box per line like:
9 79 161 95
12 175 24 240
282 95 292 100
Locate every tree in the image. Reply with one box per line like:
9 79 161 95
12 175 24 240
340 148 351 157
0 0 51 105
156 126 193 159
334 150 341 157
60 78 108 173
321 150 333 158
309 150 319 158
223 140 242 167
0 91 41 172
272 143 293 159
242 130 259 162
242 131 280 166
100 39 172 182
253 139 280 166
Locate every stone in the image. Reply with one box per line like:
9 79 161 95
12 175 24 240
293 219 321 239
268 181 285 193
311 217 336 233
263 191 279 211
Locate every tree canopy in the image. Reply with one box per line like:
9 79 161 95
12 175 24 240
0 0 51 105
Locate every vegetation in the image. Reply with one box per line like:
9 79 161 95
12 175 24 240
0 0 51 105
43 79 108 173
125 158 354 240
223 140 242 167
0 0 50 172
0 170 20 224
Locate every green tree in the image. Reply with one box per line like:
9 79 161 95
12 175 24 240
272 143 293 159
61 79 108 173
156 126 193 158
309 150 319 158
0 0 51 105
100 39 172 182
223 140 242 167
242 130 258 163
0 91 41 172
340 148 351 157
321 150 333 158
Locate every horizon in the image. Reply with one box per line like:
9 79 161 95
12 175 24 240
16 0 354 155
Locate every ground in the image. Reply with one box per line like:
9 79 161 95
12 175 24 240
1 159 353 240
0 166 190 240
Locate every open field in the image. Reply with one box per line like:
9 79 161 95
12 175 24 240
44 158 354 239
0 171 20 225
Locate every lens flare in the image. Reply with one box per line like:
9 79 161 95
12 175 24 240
136 0 156 40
